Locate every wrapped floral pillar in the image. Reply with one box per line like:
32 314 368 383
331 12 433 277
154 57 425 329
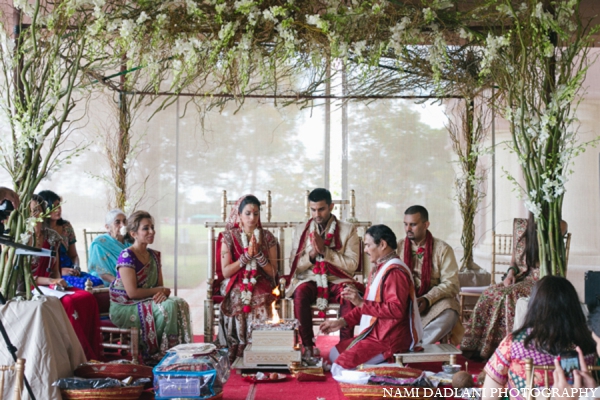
481 0 598 276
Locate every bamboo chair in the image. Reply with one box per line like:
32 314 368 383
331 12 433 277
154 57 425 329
524 356 600 400
0 359 25 400
85 281 139 363
203 190 288 342
458 232 572 325
83 229 105 270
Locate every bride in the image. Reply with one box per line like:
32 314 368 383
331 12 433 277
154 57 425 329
217 194 278 363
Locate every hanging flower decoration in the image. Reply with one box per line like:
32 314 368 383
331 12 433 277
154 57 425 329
311 218 337 318
240 228 261 313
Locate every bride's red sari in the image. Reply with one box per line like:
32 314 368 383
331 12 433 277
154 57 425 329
216 195 277 363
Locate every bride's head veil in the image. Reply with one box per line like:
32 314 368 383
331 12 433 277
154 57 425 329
226 194 263 231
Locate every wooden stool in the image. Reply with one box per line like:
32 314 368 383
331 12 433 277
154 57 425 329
394 344 462 367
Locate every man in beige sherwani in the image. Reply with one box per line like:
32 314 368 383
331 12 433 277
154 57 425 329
397 205 460 344
286 188 361 361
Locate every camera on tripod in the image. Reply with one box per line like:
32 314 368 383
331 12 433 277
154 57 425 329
0 199 14 235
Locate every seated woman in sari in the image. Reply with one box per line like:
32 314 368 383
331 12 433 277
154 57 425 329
88 209 131 286
109 210 192 362
217 195 278 363
28 195 103 361
482 276 595 400
37 190 103 288
461 213 568 360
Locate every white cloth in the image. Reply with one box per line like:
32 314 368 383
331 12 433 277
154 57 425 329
513 297 588 331
357 258 392 334
0 296 87 400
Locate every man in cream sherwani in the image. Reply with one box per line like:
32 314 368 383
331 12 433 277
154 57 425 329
286 188 361 361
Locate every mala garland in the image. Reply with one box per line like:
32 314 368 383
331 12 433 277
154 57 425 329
311 218 337 318
240 229 261 313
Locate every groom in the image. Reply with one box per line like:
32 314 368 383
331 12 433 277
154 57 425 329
286 188 361 361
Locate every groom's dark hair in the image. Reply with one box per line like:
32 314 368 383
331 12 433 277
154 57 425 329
308 188 332 205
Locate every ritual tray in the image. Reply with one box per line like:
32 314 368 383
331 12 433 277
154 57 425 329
242 373 288 383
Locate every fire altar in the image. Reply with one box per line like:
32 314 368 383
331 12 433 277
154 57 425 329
240 293 301 368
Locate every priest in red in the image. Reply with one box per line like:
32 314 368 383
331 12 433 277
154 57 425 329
321 224 422 372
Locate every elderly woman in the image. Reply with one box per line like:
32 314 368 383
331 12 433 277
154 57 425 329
88 209 131 286
109 210 192 362
37 190 103 288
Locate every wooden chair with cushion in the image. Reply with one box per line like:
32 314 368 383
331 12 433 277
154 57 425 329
0 359 25 400
203 190 287 342
85 281 139 363
281 189 371 327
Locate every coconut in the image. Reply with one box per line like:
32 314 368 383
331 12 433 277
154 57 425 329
452 371 475 388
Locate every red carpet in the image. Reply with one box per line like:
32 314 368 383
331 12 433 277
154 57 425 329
193 335 486 400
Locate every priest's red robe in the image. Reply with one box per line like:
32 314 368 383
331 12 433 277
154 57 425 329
335 266 413 369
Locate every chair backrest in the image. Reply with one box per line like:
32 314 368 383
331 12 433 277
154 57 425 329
491 231 572 285
0 359 25 400
83 229 105 270
301 189 372 282
524 357 600 400
204 191 287 300
490 231 513 284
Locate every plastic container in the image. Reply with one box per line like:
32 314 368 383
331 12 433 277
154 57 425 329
153 347 230 400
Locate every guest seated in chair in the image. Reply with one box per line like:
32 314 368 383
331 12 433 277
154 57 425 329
482 276 595 400
397 205 460 344
216 195 278 364
28 195 103 361
109 210 192 362
286 188 362 362
88 209 131 286
321 224 422 375
461 213 568 360
37 190 103 288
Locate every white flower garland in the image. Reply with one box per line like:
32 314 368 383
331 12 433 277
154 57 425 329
240 228 261 312
310 218 337 317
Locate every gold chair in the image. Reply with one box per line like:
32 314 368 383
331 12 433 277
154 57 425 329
524 356 600 400
489 231 514 284
203 190 288 342
459 231 572 325
82 229 105 269
85 281 139 363
0 359 25 400
453 229 511 325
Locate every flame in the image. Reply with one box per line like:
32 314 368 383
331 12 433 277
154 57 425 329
269 287 282 324
270 300 281 324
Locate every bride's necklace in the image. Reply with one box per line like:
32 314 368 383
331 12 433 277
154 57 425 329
240 228 261 313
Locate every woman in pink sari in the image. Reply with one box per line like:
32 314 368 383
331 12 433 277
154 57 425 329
217 195 278 363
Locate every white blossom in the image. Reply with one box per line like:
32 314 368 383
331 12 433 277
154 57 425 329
136 12 149 25
524 199 541 218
